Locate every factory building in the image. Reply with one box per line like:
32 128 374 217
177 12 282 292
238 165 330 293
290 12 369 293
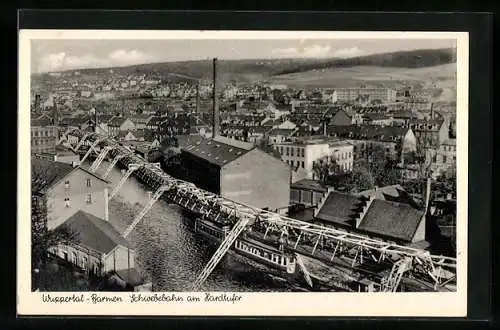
180 135 290 213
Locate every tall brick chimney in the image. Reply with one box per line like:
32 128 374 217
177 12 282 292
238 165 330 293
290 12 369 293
212 58 220 138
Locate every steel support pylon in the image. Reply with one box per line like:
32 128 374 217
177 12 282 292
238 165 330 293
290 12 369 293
73 132 93 152
193 216 250 289
382 257 412 292
89 146 113 173
109 164 141 200
123 185 171 238
104 152 130 179
78 139 103 165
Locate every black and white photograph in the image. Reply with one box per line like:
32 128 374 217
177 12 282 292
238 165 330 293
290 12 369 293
18 29 469 316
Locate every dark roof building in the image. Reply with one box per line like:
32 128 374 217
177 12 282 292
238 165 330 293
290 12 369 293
313 187 427 244
180 135 290 212
357 185 419 208
315 191 363 228
357 199 425 242
183 135 254 167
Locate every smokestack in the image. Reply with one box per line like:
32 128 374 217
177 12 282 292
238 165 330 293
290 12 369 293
196 83 200 115
212 58 220 138
424 176 432 213
430 102 434 120
34 94 41 114
93 107 98 133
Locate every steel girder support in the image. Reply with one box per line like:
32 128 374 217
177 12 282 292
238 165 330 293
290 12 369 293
78 138 103 165
122 185 171 238
77 134 457 288
89 146 113 173
193 216 250 289
103 152 131 179
109 164 141 199
73 132 93 152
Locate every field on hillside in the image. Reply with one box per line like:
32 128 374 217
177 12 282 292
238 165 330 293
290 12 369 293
269 64 456 87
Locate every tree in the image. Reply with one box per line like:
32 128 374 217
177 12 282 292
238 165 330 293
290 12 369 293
312 155 342 184
343 163 376 193
31 163 80 289
363 145 402 187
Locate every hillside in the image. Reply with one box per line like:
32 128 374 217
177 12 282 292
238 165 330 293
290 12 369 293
35 48 456 86
269 63 456 88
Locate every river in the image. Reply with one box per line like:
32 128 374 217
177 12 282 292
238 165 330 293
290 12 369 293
89 160 303 292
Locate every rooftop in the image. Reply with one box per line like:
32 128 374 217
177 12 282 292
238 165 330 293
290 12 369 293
108 116 130 127
31 158 110 193
315 191 363 227
327 125 409 142
114 268 145 287
357 185 420 209
182 135 255 167
32 158 75 193
291 179 328 193
358 199 425 242
268 127 297 136
59 210 132 254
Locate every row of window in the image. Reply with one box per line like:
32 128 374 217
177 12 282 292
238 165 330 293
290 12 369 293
198 222 224 239
276 146 305 158
286 160 305 169
290 190 324 205
433 155 456 164
32 138 56 146
31 130 55 137
442 145 456 152
64 193 93 207
235 240 288 266
64 179 92 189
61 250 100 273
333 151 353 160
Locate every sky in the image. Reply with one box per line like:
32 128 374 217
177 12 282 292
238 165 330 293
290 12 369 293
31 38 456 73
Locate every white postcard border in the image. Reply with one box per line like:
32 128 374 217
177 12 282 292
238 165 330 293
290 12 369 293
18 30 468 317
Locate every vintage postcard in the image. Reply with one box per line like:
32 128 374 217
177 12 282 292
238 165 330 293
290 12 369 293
18 30 468 316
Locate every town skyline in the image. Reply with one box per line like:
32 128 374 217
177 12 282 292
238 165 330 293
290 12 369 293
31 38 457 74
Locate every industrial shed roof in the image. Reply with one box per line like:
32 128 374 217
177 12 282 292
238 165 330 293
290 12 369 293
182 135 255 168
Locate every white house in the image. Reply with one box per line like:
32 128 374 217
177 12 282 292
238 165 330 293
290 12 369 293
274 137 354 179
